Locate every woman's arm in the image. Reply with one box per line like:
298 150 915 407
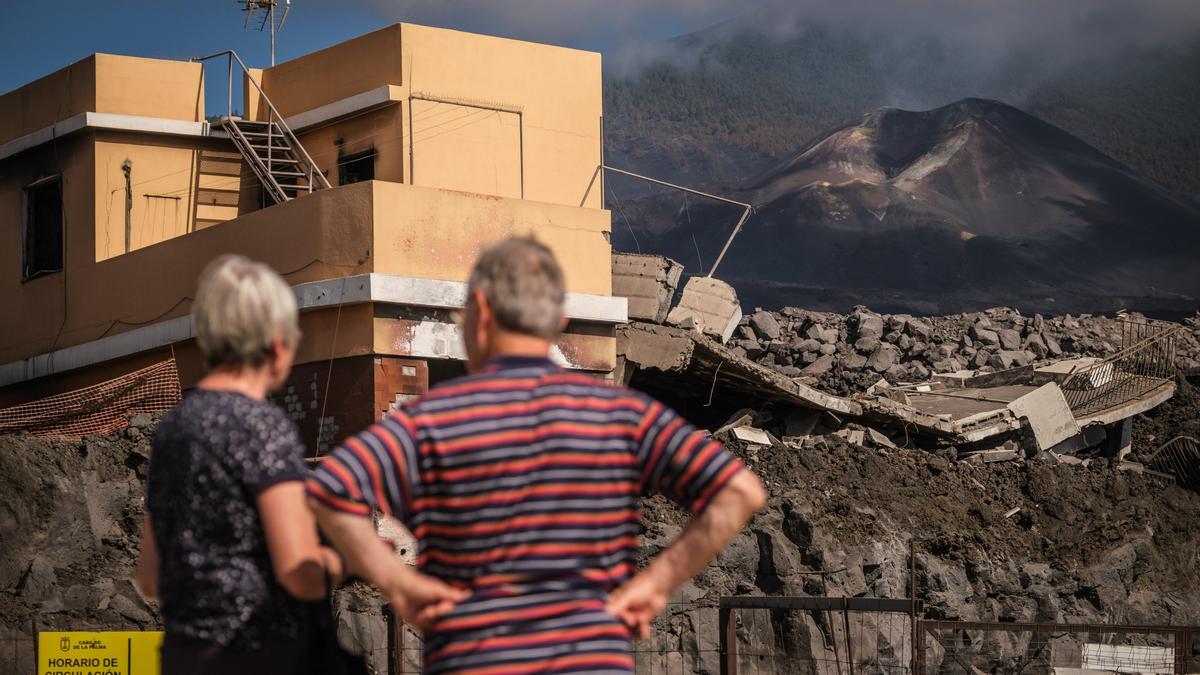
133 513 160 601
258 482 344 600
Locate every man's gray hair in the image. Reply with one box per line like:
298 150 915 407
193 254 300 370
468 237 566 340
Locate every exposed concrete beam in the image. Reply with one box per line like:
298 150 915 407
0 273 627 387
0 112 210 162
295 274 627 323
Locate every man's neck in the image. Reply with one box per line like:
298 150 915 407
487 332 553 362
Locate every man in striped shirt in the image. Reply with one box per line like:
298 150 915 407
307 237 766 674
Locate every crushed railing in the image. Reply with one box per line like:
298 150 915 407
1142 435 1200 492
1059 321 1180 418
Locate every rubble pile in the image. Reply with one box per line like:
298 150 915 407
728 306 1200 396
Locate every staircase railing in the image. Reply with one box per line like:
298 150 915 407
192 50 331 203
1059 322 1180 418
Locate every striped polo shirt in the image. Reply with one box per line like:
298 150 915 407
307 355 744 674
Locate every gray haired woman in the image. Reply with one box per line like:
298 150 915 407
134 254 343 674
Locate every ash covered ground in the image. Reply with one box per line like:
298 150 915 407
2 308 1198 673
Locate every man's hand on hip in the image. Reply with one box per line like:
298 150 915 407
387 565 470 633
606 569 671 639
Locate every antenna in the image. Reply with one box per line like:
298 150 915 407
239 0 291 66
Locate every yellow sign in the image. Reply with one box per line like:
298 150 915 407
39 631 163 675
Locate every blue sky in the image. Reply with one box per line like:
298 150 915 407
0 0 743 111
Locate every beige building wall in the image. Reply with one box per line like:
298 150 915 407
92 55 204 122
258 25 405 117
371 181 611 295
0 135 94 358
1 27 612 382
0 56 97 145
257 23 602 210
0 54 202 146
1 180 611 365
401 24 601 209
93 137 197 261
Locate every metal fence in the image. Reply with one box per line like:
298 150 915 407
1142 435 1200 493
715 597 1197 675
917 620 1196 675
1060 322 1180 418
719 597 915 675
0 630 35 675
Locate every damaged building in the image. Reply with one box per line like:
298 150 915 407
0 24 624 448
614 252 1193 473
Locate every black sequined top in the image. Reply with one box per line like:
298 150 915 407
147 389 308 649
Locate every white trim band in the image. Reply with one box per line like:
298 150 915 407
0 274 626 387
0 112 209 162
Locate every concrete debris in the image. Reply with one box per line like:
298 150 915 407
731 426 776 446
665 276 743 344
962 448 1021 464
865 427 897 449
611 252 684 324
836 428 866 445
1006 383 1080 451
749 310 782 340
728 305 1200 398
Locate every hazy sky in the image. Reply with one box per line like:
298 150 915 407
1 1 1197 109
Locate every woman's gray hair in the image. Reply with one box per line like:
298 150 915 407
467 237 566 340
192 254 300 370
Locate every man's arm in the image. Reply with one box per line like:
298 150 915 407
607 470 765 638
309 502 467 631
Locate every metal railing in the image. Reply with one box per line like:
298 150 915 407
191 50 331 204
917 620 1195 674
1059 321 1180 418
1143 435 1200 492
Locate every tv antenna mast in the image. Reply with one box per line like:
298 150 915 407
240 0 291 66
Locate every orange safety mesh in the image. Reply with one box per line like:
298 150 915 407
0 359 182 440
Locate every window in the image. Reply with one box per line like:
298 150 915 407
339 149 375 185
23 176 63 281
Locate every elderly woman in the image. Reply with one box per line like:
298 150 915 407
134 254 343 674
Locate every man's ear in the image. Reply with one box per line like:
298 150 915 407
472 288 491 326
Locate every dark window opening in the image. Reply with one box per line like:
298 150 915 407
339 149 375 185
23 176 63 281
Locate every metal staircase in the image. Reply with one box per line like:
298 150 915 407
194 50 330 205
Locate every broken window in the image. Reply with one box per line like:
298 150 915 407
22 175 64 281
339 149 375 185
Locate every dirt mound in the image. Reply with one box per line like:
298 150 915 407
0 418 160 671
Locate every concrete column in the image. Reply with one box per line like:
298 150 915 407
1103 417 1133 461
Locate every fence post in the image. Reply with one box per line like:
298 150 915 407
910 541 919 675
719 605 737 675
842 598 855 675
384 606 397 675
1177 627 1192 674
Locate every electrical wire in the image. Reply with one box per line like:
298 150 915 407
606 178 641 254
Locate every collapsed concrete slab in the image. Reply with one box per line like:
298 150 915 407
1005 382 1080 450
618 322 860 416
665 277 743 344
611 253 684 324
